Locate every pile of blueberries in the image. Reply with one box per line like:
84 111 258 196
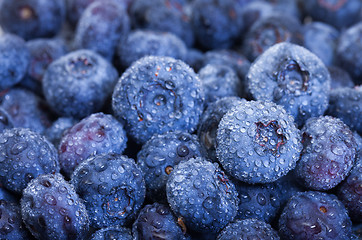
0 0 361 239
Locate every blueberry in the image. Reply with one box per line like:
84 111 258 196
21 173 90 240
166 157 239 234
328 66 355 90
137 130 203 202
0 128 60 194
130 0 194 47
22 38 67 95
90 225 132 240
201 49 250 80
132 203 188 240
246 42 331 126
0 199 32 239
0 88 53 134
240 1 274 32
112 56 204 145
197 96 246 162
336 22 362 84
198 64 241 105
216 100 302 184
44 117 77 148
327 86 362 134
58 112 127 178
234 181 281 223
118 30 187 69
295 116 357 190
71 153 145 228
74 0 130 61
301 0 361 30
43 49 118 119
241 14 302 62
183 48 204 71
217 219 280 240
66 0 128 27
0 34 30 91
336 151 362 223
200 49 250 98
278 191 353 240
302 21 339 66
191 0 243 50
0 0 66 40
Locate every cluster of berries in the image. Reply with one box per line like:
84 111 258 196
0 0 361 239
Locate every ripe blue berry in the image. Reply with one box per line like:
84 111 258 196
112 56 204 144
166 157 239 234
278 191 353 240
0 128 59 194
21 173 90 240
295 116 357 190
216 100 302 184
71 153 145 228
246 42 331 126
217 219 280 240
43 49 118 119
137 130 203 202
58 112 127 177
0 34 30 91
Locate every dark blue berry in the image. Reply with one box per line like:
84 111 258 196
240 1 274 32
197 96 246 162
301 0 361 30
198 64 241 105
278 191 353 240
22 38 67 95
166 157 239 234
21 173 90 240
0 88 53 134
118 30 187 69
246 42 331 126
200 49 250 98
327 86 362 134
191 0 243 50
58 112 127 178
328 66 355 90
302 21 339 66
90 225 132 240
130 0 194 47
44 117 77 148
296 116 357 190
200 49 250 82
43 49 118 119
74 0 130 61
137 130 203 202
336 151 362 223
0 199 32 239
234 181 281 223
112 56 204 145
216 100 302 184
71 153 146 228
217 219 280 240
132 203 188 240
336 22 362 84
241 14 302 62
0 128 60 194
0 34 30 91
65 0 128 27
0 0 66 40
